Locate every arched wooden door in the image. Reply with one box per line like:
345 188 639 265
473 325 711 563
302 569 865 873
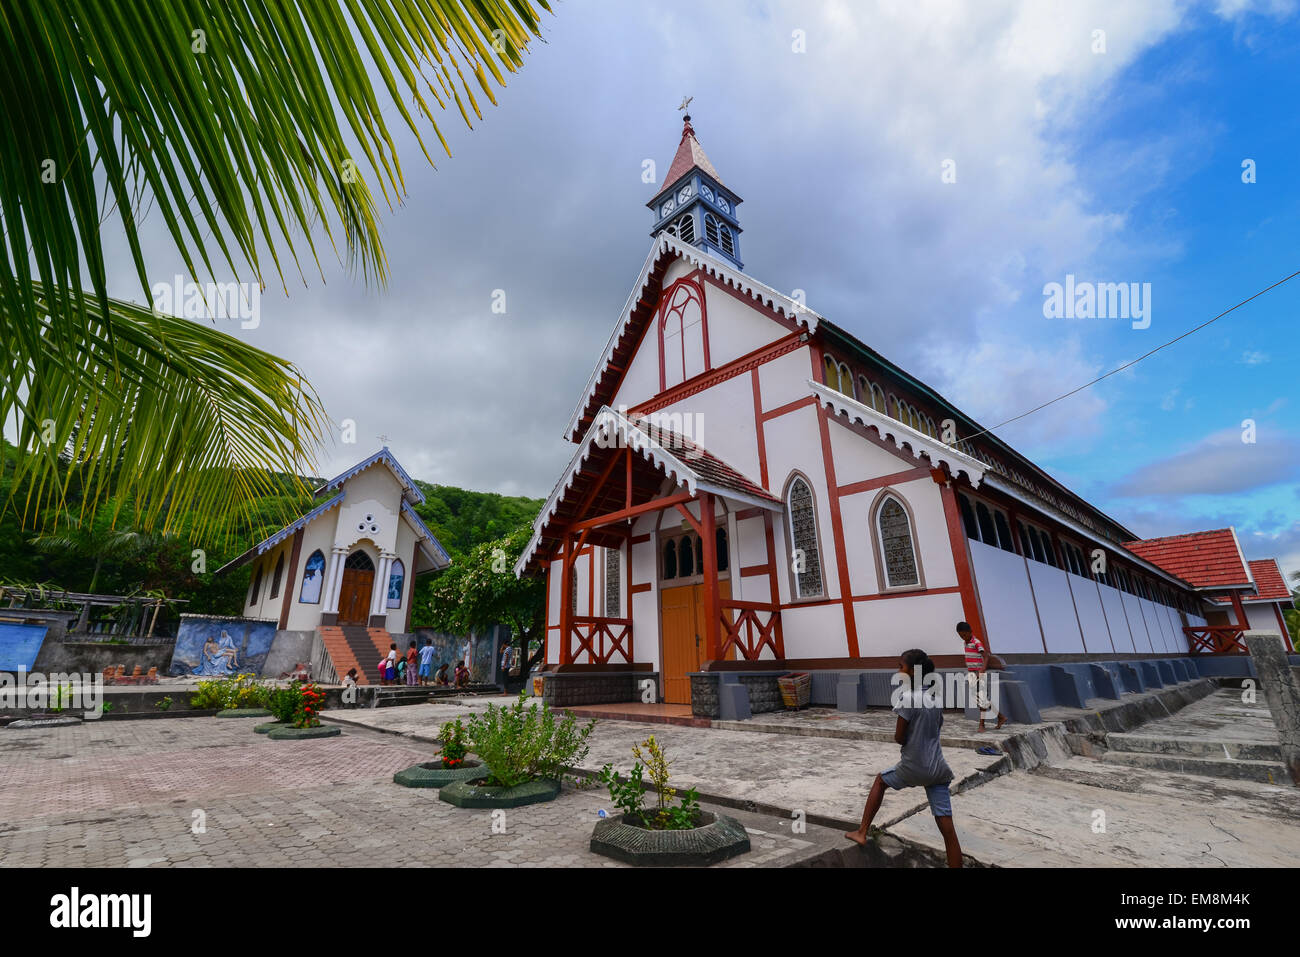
338 550 375 625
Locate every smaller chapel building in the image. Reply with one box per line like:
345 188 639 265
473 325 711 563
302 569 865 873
218 448 450 682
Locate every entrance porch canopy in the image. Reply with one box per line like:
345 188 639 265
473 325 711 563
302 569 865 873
517 406 784 666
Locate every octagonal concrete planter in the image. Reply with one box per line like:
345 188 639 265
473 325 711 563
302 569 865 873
439 777 560 808
590 812 751 866
254 721 289 734
266 724 341 740
393 760 486 788
215 708 273 718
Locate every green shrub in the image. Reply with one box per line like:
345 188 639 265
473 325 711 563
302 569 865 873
189 674 271 710
438 718 469 769
464 692 595 788
267 683 303 723
597 735 701 830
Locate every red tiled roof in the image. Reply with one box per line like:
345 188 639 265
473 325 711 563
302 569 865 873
655 116 723 199
632 420 778 505
1247 559 1292 601
1123 528 1251 589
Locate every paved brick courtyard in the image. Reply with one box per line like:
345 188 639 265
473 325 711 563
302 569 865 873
0 716 840 868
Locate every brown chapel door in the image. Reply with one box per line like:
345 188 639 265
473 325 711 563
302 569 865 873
337 551 375 625
660 580 732 705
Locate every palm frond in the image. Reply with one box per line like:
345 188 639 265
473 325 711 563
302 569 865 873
0 0 552 541
9 287 329 546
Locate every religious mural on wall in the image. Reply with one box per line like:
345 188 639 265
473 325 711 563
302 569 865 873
299 550 326 604
169 617 278 677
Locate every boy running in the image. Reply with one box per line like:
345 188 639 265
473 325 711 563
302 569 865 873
957 621 1006 732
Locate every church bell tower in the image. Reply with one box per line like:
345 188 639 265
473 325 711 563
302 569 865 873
647 111 743 270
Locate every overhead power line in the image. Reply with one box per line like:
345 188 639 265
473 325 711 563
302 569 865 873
964 268 1300 443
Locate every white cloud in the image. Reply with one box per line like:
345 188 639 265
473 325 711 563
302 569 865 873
1110 425 1300 497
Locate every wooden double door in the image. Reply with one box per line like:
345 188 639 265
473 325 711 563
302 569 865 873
338 567 374 625
660 580 731 705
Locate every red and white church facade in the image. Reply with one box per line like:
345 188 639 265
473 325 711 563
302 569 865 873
516 116 1292 713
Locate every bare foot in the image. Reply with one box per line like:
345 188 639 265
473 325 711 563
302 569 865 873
844 830 868 847
995 716 1007 730
977 722 987 732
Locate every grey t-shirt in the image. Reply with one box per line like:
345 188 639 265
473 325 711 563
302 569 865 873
891 688 954 787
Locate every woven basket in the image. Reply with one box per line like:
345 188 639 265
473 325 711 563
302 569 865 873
777 672 811 708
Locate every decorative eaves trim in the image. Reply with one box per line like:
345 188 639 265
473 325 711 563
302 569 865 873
400 501 451 570
520 405 779 577
564 234 823 441
215 492 346 575
810 381 987 488
314 447 425 506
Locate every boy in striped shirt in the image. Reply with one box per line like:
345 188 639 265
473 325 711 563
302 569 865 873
957 621 1006 732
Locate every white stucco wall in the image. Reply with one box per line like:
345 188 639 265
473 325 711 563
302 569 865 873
968 541 1043 654
1098 581 1136 652
853 591 967 659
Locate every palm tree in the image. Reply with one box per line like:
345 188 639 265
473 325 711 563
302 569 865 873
1 1 552 544
29 515 148 594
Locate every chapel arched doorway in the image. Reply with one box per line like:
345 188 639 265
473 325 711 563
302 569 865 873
338 550 375 625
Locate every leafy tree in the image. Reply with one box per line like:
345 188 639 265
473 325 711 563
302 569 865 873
419 523 545 676
1 0 551 544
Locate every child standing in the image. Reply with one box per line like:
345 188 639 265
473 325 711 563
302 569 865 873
845 649 963 868
957 621 1006 732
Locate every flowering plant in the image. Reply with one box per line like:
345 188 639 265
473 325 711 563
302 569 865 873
294 683 325 728
438 718 469 769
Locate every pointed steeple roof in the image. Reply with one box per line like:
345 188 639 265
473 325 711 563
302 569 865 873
653 114 724 200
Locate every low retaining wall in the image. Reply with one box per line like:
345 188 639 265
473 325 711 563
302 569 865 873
32 639 176 677
540 672 656 707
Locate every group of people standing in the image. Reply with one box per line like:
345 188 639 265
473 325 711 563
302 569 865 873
378 641 469 688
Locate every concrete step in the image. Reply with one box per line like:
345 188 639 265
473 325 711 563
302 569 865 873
1106 732 1281 762
1100 748 1290 785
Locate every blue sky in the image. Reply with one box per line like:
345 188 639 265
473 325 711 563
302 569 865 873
101 0 1299 581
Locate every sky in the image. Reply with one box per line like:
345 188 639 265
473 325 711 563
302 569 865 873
103 0 1299 582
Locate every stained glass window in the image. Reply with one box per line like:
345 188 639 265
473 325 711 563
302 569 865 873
299 550 326 604
787 477 824 598
878 496 919 588
387 559 405 609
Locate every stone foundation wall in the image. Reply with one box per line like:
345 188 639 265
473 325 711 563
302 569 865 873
689 673 785 717
541 672 656 707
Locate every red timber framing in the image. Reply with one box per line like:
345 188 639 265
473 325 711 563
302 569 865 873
544 439 784 670
1184 590 1252 655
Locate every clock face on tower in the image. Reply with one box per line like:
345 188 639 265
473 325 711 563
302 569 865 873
661 198 675 217
700 184 714 201
677 185 693 203
718 197 730 213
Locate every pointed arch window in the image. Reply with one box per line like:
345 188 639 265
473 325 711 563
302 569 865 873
659 278 707 389
875 493 921 589
719 224 735 257
386 559 405 609
786 475 824 599
661 539 677 580
269 552 285 600
716 528 729 572
859 378 887 414
823 355 852 398
604 547 621 618
704 212 721 245
299 550 326 604
667 211 695 244
249 563 263 606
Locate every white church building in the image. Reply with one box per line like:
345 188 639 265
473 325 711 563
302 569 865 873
516 115 1288 713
